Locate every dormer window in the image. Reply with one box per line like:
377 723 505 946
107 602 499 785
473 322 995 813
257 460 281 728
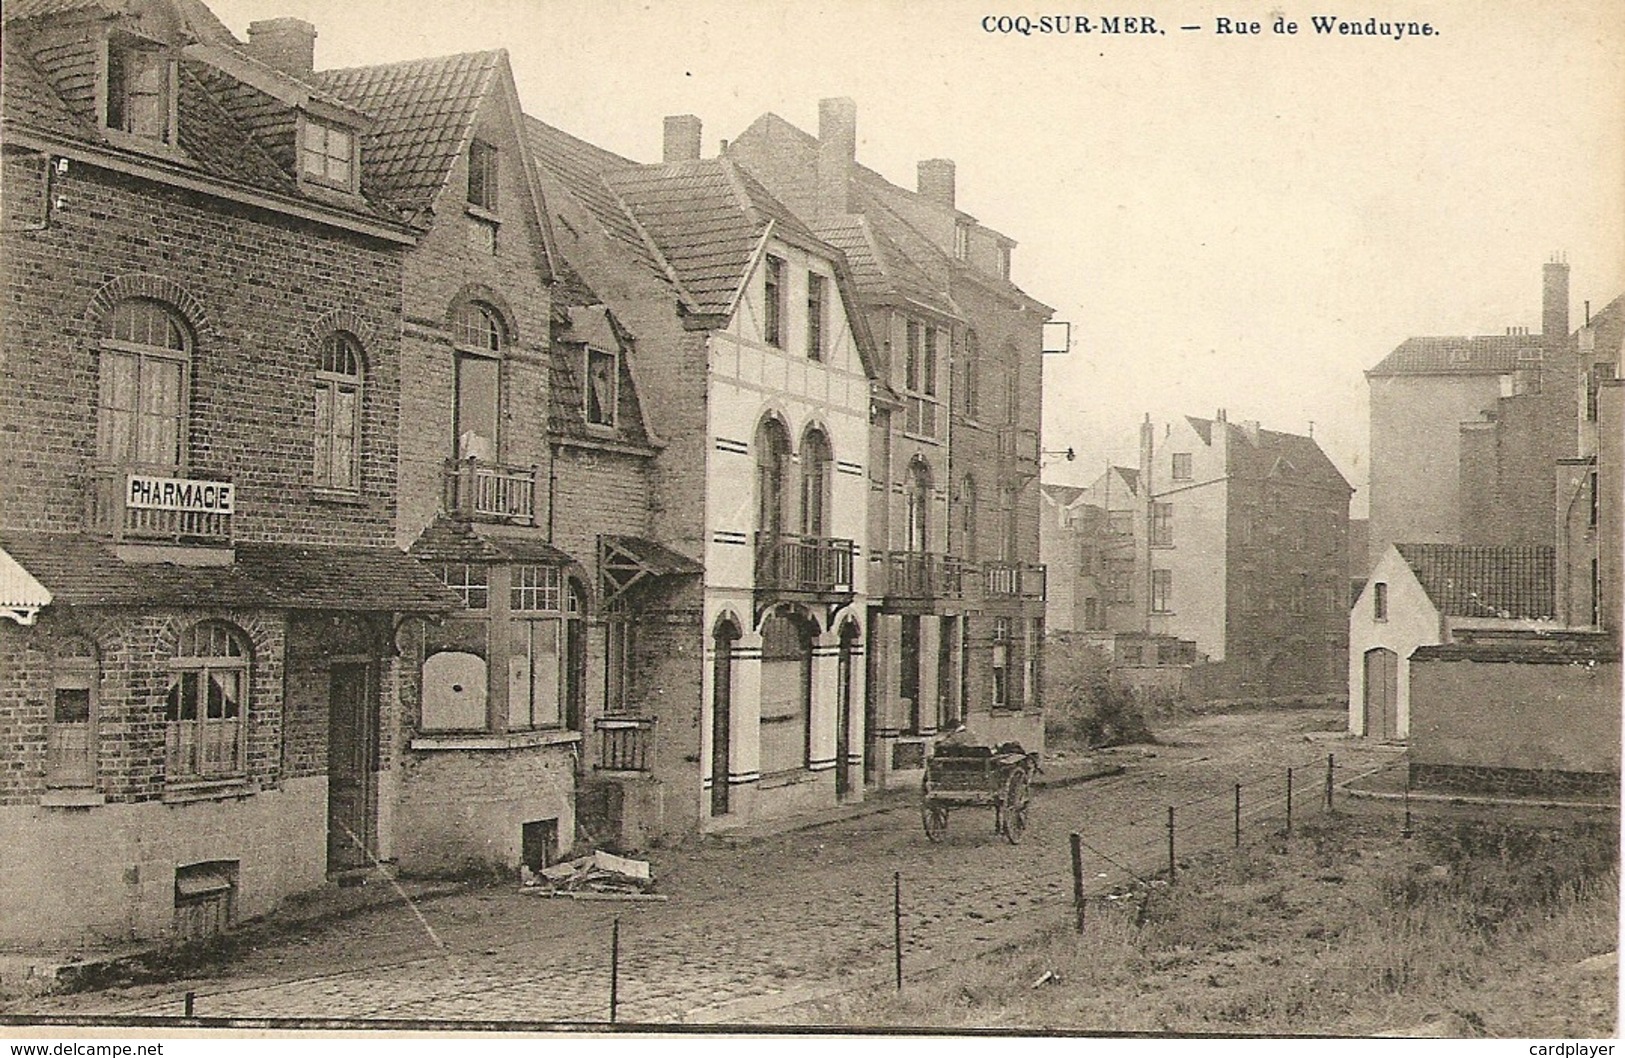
953 222 970 261
300 118 356 192
584 347 618 428
104 36 175 144
999 244 1012 281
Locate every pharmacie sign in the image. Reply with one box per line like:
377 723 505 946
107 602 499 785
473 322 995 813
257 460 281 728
125 474 235 515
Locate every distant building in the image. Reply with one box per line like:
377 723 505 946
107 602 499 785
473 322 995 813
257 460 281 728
1367 260 1579 568
1051 414 1352 700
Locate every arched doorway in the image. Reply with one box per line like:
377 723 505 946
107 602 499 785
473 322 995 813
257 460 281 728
711 616 740 817
1363 647 1399 740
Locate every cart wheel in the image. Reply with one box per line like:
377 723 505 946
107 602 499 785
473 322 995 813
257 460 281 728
1002 769 1031 845
922 803 949 843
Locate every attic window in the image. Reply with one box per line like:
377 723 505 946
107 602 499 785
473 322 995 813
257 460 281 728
998 245 1012 281
468 140 498 212
584 347 618 428
301 118 356 191
104 37 175 144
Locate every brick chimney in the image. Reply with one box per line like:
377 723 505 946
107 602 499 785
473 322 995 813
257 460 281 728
817 97 856 218
663 114 702 163
1543 255 1570 340
917 158 955 209
246 18 317 76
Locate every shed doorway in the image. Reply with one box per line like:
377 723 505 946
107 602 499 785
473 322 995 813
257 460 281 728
1363 648 1399 741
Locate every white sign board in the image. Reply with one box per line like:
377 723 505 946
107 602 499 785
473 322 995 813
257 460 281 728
125 475 235 515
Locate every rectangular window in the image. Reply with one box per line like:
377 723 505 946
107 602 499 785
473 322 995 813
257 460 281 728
1151 569 1172 613
1171 453 1192 481
764 256 785 347
585 347 618 427
1151 502 1173 546
900 615 922 732
954 223 969 260
1107 559 1134 603
468 139 498 211
806 274 826 361
905 320 922 392
511 564 562 612
923 327 938 396
1373 582 1388 621
106 41 171 142
999 245 1011 281
99 350 183 469
47 667 97 789
1589 470 1599 529
990 617 1011 710
436 563 490 609
1108 510 1133 536
454 352 499 461
1122 644 1144 666
301 119 354 190
1024 619 1039 707
509 619 561 729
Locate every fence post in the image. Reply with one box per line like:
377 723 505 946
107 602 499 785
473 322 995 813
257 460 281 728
609 916 620 1024
894 870 904 991
184 991 195 1018
1403 768 1414 839
1285 767 1293 839
1234 782 1242 848
1070 832 1086 932
1167 806 1176 880
1325 753 1335 813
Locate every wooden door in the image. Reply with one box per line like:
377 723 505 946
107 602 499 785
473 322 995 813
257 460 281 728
327 662 377 872
1363 648 1398 741
710 625 734 816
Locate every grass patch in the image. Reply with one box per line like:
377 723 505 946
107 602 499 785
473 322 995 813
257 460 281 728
789 814 1618 1035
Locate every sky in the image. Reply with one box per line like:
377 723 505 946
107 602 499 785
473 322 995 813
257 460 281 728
208 0 1625 515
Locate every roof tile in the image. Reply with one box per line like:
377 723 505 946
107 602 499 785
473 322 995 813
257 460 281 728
1395 543 1556 619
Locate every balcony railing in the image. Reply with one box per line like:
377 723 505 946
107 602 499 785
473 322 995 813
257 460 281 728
879 551 970 601
595 715 656 773
984 560 1047 600
86 468 234 544
997 425 1041 467
754 532 856 595
444 458 535 524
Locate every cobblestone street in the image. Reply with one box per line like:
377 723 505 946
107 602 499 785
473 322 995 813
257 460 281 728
23 708 1401 1026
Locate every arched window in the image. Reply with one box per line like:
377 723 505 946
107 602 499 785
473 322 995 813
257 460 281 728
452 302 504 461
710 615 740 816
165 621 249 782
905 457 931 553
99 298 190 470
958 475 978 561
314 333 364 492
755 417 793 539
800 428 833 538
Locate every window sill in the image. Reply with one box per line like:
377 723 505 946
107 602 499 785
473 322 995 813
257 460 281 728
163 778 255 803
465 203 501 225
411 729 582 752
758 769 821 790
40 788 105 808
312 487 367 505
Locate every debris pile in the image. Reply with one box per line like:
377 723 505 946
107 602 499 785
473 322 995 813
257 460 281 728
521 850 665 902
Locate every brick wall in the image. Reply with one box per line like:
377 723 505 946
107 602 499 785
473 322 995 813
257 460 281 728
0 163 405 546
549 445 651 568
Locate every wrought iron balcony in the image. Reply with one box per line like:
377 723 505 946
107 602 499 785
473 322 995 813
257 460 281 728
754 532 856 596
444 458 535 524
983 560 1047 600
595 715 656 773
879 550 970 601
85 468 234 544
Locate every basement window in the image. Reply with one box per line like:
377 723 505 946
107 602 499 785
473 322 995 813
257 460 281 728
174 860 237 941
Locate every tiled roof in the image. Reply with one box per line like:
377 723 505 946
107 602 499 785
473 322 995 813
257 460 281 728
524 115 656 270
1395 543 1556 620
813 214 956 317
407 517 576 567
313 51 500 215
0 533 459 611
1368 335 1542 377
177 61 300 194
601 535 702 576
603 157 833 318
0 37 97 142
1 0 118 22
1185 416 1353 493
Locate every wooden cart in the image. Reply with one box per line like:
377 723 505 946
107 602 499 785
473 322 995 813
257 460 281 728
921 740 1038 844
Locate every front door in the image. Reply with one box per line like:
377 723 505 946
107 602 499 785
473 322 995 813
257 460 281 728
327 662 377 873
835 627 855 800
1363 648 1398 741
710 624 734 816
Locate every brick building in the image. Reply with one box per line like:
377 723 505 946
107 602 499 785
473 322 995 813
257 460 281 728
1366 260 1580 571
1058 414 1352 700
0 0 458 948
727 101 1053 787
